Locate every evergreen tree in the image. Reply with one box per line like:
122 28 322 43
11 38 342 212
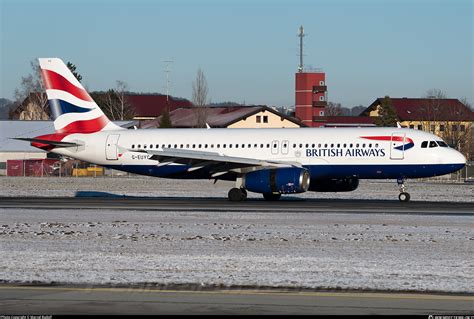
375 96 398 127
66 62 82 82
159 108 172 128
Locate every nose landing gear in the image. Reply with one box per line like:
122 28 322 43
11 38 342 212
397 178 411 202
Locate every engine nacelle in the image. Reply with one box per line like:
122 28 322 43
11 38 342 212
243 168 311 194
308 178 359 192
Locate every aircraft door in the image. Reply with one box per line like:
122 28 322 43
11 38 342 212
271 140 279 155
281 140 289 155
106 134 120 160
390 133 405 160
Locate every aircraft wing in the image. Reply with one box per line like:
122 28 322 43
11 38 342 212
131 148 302 176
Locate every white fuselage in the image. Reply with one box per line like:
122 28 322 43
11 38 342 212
50 127 466 181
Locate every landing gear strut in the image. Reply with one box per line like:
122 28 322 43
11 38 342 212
228 188 247 202
397 178 411 202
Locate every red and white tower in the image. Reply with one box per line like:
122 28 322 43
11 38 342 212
294 26 327 127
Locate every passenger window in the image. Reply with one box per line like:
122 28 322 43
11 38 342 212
223 144 226 148
343 144 346 148
369 144 372 148
192 144 196 148
229 144 232 148
312 144 315 148
330 144 334 148
350 144 353 148
132 145 135 149
324 144 328 148
180 144 183 148
144 145 147 149
293 144 296 148
211 144 214 148
156 144 159 148
337 144 340 148
356 144 359 148
174 144 177 148
217 144 220 148
138 144 141 148
299 144 303 148
375 144 378 148
318 144 321 148
248 144 251 148
150 144 153 149
362 144 365 148
421 141 428 148
260 144 264 148
205 144 208 148
168 144 171 148
254 144 258 148
429 141 438 148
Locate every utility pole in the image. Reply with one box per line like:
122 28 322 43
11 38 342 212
298 25 305 73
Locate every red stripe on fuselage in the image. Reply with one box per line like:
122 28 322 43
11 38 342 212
41 69 93 102
360 136 413 143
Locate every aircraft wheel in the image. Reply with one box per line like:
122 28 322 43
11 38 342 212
228 188 246 202
263 193 281 201
398 192 410 202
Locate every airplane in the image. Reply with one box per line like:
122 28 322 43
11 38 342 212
15 58 467 202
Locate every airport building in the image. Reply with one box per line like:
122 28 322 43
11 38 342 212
140 105 304 129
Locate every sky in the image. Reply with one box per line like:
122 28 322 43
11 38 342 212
0 0 472 108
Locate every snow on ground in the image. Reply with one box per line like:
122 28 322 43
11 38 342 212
0 176 473 202
0 208 473 292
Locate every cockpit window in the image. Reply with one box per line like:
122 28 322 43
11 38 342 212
429 141 438 148
421 141 428 148
436 141 448 147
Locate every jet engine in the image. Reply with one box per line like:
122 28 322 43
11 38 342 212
243 168 311 194
308 178 359 192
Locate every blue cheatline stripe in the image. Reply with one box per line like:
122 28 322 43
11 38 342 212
48 99 93 119
104 163 465 180
394 142 414 151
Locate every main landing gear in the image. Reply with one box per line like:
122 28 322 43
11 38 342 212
228 187 247 202
397 178 411 202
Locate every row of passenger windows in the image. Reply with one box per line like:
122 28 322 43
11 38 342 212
130 142 379 150
421 140 448 148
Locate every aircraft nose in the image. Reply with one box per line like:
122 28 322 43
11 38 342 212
452 149 467 166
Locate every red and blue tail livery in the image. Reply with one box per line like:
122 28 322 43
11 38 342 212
39 58 122 134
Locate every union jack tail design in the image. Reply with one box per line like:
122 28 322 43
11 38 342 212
39 58 123 134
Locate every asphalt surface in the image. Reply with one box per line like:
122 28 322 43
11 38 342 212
0 196 473 215
0 286 473 315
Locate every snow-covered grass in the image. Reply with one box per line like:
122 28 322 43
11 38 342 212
0 208 473 293
0 176 473 202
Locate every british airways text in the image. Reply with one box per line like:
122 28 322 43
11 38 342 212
306 148 386 157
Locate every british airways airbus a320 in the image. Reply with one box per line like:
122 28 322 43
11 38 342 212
16 58 466 202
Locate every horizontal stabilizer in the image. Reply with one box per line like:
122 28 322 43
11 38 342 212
12 137 81 148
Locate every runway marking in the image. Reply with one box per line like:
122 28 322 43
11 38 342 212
1 285 472 301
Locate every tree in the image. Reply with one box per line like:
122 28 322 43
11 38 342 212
13 60 49 120
326 102 343 116
91 81 135 120
375 96 398 127
159 108 173 128
192 68 209 128
66 62 82 82
420 89 473 160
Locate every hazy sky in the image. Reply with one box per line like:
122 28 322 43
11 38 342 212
1 0 472 108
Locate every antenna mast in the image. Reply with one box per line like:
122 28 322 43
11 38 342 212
163 60 174 102
298 25 305 73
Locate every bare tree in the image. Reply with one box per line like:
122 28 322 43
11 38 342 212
91 81 135 121
421 89 472 160
115 80 130 120
325 102 343 116
192 68 209 128
13 60 49 120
